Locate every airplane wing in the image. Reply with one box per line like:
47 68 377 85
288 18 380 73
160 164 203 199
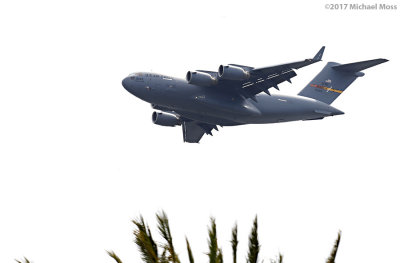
182 121 219 143
228 46 325 99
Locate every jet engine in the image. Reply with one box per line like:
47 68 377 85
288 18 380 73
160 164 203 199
186 71 217 86
218 65 250 80
152 112 180 127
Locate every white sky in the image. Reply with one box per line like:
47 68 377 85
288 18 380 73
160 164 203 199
0 0 399 263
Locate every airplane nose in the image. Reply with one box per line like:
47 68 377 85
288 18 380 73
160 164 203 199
122 77 128 89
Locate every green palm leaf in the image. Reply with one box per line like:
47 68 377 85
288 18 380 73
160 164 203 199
157 211 180 263
270 253 283 263
133 216 159 263
207 217 219 263
107 250 124 263
217 248 224 263
247 216 260 263
326 231 341 263
15 258 31 263
231 223 238 263
186 237 195 263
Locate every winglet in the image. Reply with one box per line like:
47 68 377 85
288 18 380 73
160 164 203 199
313 46 325 61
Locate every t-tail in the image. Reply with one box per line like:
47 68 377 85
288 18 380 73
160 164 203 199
298 58 388 105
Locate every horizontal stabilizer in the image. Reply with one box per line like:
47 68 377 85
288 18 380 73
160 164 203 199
332 58 388 72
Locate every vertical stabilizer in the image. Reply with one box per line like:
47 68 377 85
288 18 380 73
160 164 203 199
298 59 388 105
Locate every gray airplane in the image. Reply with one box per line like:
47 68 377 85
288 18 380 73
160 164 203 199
122 47 387 143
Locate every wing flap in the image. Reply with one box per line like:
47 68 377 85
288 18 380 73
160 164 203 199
242 70 297 97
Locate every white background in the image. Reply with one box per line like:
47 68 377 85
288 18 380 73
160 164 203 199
0 0 399 263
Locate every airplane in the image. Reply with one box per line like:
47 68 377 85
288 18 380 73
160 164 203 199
122 47 387 143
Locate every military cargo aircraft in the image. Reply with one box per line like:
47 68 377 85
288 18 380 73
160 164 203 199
122 47 387 143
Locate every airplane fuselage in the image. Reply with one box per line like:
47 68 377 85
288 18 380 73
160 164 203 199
122 72 344 126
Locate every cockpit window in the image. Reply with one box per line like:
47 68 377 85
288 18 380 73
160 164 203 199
129 73 137 80
128 73 144 82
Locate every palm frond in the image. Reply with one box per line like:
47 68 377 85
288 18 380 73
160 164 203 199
160 248 169 263
148 227 159 259
107 250 124 263
326 231 341 263
132 216 159 263
186 237 195 263
231 223 238 263
278 254 283 263
156 211 180 263
15 258 31 263
207 217 219 263
270 253 283 263
247 216 260 263
217 248 224 263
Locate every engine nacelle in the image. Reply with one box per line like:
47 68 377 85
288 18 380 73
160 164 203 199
186 71 217 86
218 65 250 80
152 112 180 127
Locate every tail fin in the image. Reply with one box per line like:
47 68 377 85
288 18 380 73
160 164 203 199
298 58 388 105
